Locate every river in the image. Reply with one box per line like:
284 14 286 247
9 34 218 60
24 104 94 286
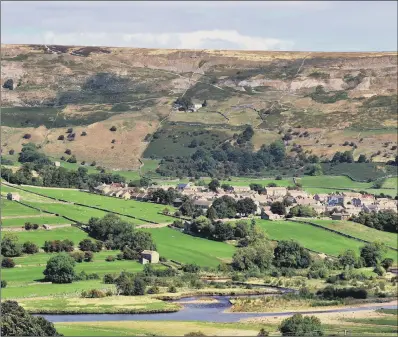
42 292 397 323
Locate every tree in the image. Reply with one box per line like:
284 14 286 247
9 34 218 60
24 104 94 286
70 251 84 263
43 253 76 284
206 206 218 220
110 126 117 131
57 135 65 140
257 328 269 337
360 242 387 267
208 179 220 192
307 163 323 176
1 300 62 336
212 195 237 218
338 249 358 268
174 96 193 111
270 201 286 215
232 242 273 271
2 257 15 268
357 154 367 163
279 314 323 336
236 198 257 216
288 205 317 218
1 234 22 257
274 240 312 269
84 251 94 262
1 280 7 288
180 199 194 216
381 258 393 270
22 241 39 254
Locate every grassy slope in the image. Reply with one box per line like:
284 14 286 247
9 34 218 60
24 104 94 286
258 220 397 261
21 186 174 223
1 215 73 227
143 227 235 267
308 219 398 249
1 199 40 217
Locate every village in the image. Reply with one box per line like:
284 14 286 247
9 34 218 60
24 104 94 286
93 181 398 221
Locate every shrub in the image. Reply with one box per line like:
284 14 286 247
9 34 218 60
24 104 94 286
67 155 77 163
373 265 386 276
381 258 393 270
307 262 329 279
147 286 160 294
24 222 33 230
57 135 65 140
110 126 117 132
43 240 74 253
279 314 323 336
105 255 115 262
22 134 31 139
66 128 73 134
84 251 94 262
69 251 85 263
1 234 22 257
1 257 15 268
258 328 269 336
32 223 39 230
81 289 106 298
8 149 15 155
81 131 87 136
65 149 72 155
103 274 116 284
1 280 7 288
22 241 39 254
168 285 177 293
317 286 367 300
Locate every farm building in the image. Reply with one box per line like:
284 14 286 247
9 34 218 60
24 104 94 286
264 187 287 197
261 210 281 221
6 192 20 201
327 195 345 206
177 183 191 192
54 161 61 167
140 250 159 264
331 212 350 221
193 199 213 210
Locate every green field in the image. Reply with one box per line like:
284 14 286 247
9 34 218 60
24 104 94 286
382 177 398 189
299 176 373 190
258 220 397 261
307 219 398 249
12 226 89 247
1 199 40 217
143 227 235 267
21 186 174 223
1 215 73 227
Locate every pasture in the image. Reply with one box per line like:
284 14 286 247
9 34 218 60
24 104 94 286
1 215 73 227
143 227 235 267
258 220 397 261
1 199 40 217
21 187 174 223
307 219 398 249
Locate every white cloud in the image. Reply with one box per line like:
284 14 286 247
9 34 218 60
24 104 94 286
37 29 293 51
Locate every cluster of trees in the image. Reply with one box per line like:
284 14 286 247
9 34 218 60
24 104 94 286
287 205 317 218
279 314 323 336
185 217 258 242
331 151 354 163
86 213 156 253
155 137 308 178
351 210 397 233
1 143 126 189
1 234 39 257
1 301 62 336
43 240 74 253
207 195 257 219
151 188 182 205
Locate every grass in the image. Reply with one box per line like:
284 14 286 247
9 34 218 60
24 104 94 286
307 219 398 249
56 321 265 337
1 199 40 217
143 227 235 267
21 186 174 223
257 220 397 261
12 226 89 247
299 176 373 190
382 177 398 189
18 295 180 314
1 215 73 227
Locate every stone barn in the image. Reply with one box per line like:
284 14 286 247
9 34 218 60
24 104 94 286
140 250 160 264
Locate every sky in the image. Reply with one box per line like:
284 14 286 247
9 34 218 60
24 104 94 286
1 1 397 51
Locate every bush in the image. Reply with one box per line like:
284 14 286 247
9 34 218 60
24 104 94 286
1 257 15 268
183 263 201 273
33 223 39 230
1 280 7 288
81 289 107 298
43 240 74 253
67 155 77 163
110 126 117 132
8 149 15 155
24 222 33 230
307 262 329 279
381 258 393 270
168 285 177 293
317 286 367 300
373 265 386 276
22 241 39 254
65 149 72 155
57 135 65 140
81 131 87 136
279 314 323 336
103 274 116 284
23 134 31 139
274 240 311 269
84 251 94 262
105 255 115 262
1 234 22 257
147 286 160 294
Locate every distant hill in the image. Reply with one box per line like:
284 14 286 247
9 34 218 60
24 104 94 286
1 44 397 170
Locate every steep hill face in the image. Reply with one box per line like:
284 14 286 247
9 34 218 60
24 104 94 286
1 44 397 170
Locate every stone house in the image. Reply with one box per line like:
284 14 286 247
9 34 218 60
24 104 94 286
331 212 350 221
261 210 281 221
327 195 345 207
264 187 287 197
140 250 159 264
